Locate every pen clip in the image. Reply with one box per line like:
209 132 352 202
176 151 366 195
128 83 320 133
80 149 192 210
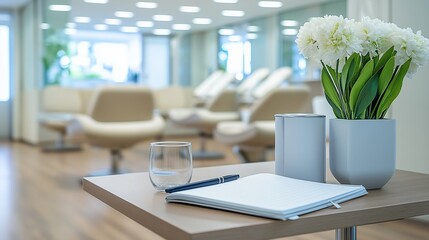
218 176 225 183
330 201 341 209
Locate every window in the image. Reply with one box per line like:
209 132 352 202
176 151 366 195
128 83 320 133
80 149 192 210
0 16 10 101
42 29 142 86
218 25 254 81
69 41 130 82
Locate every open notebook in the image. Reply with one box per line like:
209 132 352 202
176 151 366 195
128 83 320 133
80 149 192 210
165 173 367 220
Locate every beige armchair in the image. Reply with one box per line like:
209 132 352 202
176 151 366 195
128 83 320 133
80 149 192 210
193 71 236 107
193 70 224 101
169 89 240 159
68 85 165 175
236 68 270 96
214 85 312 162
153 86 194 118
241 67 293 104
39 86 85 152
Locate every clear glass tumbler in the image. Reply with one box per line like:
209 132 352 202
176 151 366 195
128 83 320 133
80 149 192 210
149 141 193 190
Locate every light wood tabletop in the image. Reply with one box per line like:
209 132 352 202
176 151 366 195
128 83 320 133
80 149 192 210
82 162 429 240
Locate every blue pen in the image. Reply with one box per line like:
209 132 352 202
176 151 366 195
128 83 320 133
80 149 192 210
165 174 240 193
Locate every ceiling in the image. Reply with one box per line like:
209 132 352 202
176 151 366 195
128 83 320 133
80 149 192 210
1 0 335 34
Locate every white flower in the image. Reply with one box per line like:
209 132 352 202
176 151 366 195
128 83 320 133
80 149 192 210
314 15 363 68
390 28 429 77
409 30 429 75
296 15 366 68
359 17 392 56
296 17 321 60
295 15 429 77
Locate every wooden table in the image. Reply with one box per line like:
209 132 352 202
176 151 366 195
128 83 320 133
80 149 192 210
83 162 429 240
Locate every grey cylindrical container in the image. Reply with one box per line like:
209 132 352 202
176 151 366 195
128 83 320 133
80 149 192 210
275 114 326 183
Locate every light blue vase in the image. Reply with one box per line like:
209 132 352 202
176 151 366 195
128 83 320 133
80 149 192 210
329 119 396 189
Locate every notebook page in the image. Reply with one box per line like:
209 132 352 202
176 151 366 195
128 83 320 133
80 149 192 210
167 173 366 214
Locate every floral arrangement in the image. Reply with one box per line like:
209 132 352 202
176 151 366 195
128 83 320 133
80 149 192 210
296 15 429 119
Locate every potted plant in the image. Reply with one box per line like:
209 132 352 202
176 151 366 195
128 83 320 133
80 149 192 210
296 15 429 189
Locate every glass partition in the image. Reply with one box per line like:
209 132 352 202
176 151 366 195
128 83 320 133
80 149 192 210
279 0 347 81
216 0 346 82
217 17 268 82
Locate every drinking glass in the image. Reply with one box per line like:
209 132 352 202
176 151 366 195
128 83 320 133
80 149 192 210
149 141 193 190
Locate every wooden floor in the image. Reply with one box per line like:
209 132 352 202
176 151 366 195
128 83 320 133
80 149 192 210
1 138 428 240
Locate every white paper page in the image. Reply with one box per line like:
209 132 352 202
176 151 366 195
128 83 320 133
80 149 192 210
167 173 366 215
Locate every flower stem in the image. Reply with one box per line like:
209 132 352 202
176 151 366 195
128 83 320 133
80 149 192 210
335 59 350 118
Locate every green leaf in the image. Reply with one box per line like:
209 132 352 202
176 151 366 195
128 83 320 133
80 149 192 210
326 64 339 88
341 53 359 97
325 94 343 118
376 59 412 118
374 46 395 73
373 55 379 68
349 54 362 89
378 56 395 95
349 59 374 113
321 66 341 112
362 53 371 67
354 72 379 118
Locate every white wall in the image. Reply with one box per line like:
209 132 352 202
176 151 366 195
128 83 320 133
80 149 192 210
190 30 218 87
18 0 42 144
348 0 429 174
142 36 170 89
348 0 429 222
390 0 429 174
12 8 21 140
347 0 390 21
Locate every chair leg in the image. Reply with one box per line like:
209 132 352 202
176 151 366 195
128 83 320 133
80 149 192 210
192 132 224 160
110 149 126 174
42 132 82 152
85 149 127 177
233 146 268 163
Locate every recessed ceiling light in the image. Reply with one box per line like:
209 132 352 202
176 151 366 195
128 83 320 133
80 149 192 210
104 18 122 25
153 29 171 35
213 0 238 3
281 20 299 27
247 26 260 32
218 29 234 35
48 5 71 11
136 2 158 8
74 17 91 23
66 22 76 28
282 28 298 35
153 15 173 21
172 24 191 31
115 11 134 18
258 1 283 8
40 23 50 30
121 26 139 33
221 10 245 17
246 33 258 39
192 18 212 25
94 24 108 30
64 28 77 35
179 6 200 13
84 0 108 4
228 35 242 41
137 21 154 28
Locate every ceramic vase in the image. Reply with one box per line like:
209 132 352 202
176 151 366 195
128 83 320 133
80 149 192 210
329 119 396 189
